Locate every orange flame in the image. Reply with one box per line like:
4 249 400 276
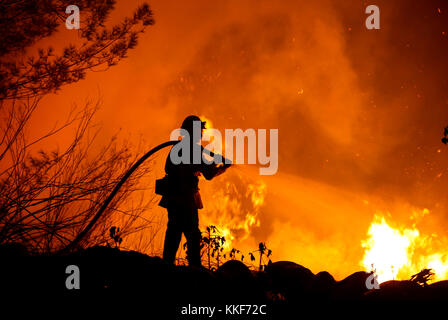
361 210 448 283
201 170 267 251
198 116 267 251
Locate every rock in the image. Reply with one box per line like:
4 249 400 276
424 280 448 300
215 260 263 302
364 280 422 300
216 259 252 280
264 261 315 301
312 271 336 299
335 271 370 299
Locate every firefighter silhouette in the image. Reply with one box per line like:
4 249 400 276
159 115 231 266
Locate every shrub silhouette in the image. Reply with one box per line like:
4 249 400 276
108 227 123 249
201 225 226 270
410 268 435 287
249 242 272 271
0 1 156 254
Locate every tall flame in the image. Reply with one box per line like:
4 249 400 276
198 116 267 251
361 215 419 283
201 170 267 251
361 211 448 283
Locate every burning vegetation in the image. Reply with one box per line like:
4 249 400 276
361 210 448 284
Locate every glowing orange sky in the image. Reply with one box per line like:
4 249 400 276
24 0 448 279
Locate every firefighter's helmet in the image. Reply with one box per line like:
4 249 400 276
181 115 206 133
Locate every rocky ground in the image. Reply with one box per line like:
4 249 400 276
1 244 447 317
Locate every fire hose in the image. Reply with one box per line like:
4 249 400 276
59 140 230 254
59 140 178 254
